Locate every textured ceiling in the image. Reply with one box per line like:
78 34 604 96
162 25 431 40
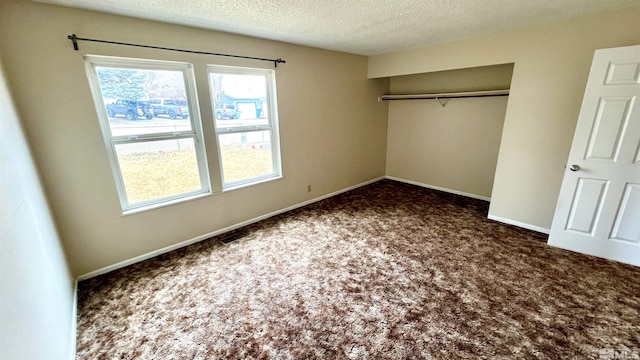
37 0 640 55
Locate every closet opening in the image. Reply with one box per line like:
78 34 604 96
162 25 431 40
384 63 514 202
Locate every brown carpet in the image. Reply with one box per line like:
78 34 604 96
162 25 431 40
76 180 640 359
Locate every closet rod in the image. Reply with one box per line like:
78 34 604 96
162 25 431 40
67 34 286 68
378 89 509 102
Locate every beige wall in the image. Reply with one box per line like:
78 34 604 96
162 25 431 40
386 65 513 199
0 0 389 276
390 64 514 94
369 6 640 231
0 57 75 359
387 98 508 199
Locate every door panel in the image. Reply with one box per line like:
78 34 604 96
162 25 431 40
549 45 640 266
565 179 608 234
610 183 640 244
605 60 640 85
585 97 633 162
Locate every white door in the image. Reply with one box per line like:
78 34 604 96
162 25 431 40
548 45 640 266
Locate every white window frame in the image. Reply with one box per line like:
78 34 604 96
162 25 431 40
207 65 282 190
84 55 211 213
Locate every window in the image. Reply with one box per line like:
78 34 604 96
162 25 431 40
84 55 210 212
208 65 281 188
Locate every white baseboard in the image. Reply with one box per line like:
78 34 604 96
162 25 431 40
487 214 550 234
70 278 78 360
385 176 491 202
77 176 385 281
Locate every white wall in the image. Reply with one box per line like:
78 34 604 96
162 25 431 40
369 5 640 231
0 0 389 276
0 58 75 359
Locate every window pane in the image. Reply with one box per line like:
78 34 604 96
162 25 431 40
207 65 280 190
209 73 269 129
96 67 192 136
107 117 193 137
219 130 273 184
115 139 202 204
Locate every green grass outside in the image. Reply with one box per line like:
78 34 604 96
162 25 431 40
119 144 272 204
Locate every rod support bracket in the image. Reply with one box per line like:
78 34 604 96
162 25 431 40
436 97 449 107
274 58 286 68
68 34 79 51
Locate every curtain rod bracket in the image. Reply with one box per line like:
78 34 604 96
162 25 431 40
68 34 79 51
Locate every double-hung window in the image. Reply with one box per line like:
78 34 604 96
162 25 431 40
84 55 210 212
208 65 281 189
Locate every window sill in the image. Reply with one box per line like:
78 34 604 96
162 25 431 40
119 191 212 217
118 176 284 216
222 175 284 193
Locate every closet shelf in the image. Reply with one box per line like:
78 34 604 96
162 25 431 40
378 89 510 102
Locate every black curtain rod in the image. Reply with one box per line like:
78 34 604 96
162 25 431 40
67 34 286 68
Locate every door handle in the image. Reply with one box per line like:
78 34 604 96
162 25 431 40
569 164 581 172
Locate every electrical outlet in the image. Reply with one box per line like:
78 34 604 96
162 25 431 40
307 185 311 192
